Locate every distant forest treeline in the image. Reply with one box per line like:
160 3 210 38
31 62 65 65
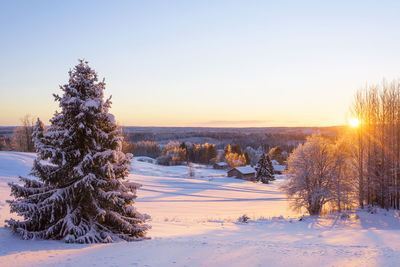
0 124 343 155
123 126 343 152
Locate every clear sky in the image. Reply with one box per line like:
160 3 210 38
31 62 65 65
1 0 400 127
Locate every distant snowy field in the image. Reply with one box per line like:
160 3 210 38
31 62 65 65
1 152 400 266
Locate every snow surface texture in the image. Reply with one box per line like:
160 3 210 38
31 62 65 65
2 152 400 266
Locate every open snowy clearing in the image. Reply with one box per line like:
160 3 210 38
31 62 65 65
1 152 400 266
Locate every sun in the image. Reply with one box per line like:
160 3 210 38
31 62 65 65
349 118 360 128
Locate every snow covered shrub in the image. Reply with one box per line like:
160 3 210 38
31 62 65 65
271 216 284 220
188 163 195 177
137 157 155 164
367 205 378 214
7 60 150 243
238 214 250 223
340 212 350 220
282 135 333 215
156 155 172 166
282 134 355 215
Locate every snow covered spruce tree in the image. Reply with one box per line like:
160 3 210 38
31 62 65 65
255 153 275 184
32 118 45 151
7 60 150 243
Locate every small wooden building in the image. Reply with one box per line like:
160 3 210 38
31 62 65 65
271 159 286 174
213 162 229 169
271 160 280 165
227 166 256 181
273 164 286 174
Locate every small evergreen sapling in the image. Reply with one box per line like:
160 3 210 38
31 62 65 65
7 60 150 243
32 118 45 151
255 153 275 184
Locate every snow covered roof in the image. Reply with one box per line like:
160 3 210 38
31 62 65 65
233 166 256 174
271 160 279 165
215 162 228 166
274 165 286 172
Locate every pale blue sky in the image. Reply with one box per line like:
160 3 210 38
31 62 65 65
1 0 400 126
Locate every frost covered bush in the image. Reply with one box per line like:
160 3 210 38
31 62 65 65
7 60 150 243
367 205 378 214
282 134 355 215
340 212 350 220
188 163 195 177
156 155 172 166
238 214 250 223
271 216 284 220
281 135 332 215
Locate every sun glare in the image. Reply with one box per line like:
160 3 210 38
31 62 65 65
349 118 360 128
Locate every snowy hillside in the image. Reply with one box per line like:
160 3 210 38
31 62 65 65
1 152 400 266
132 157 294 228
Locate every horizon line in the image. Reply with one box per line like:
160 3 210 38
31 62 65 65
0 124 346 129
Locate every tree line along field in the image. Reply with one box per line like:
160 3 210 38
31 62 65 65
0 124 344 154
0 116 342 170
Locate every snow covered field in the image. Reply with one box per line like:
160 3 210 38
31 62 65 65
1 152 400 266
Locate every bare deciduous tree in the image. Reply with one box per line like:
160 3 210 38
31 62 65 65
282 134 355 215
11 114 35 152
282 134 333 215
351 79 400 209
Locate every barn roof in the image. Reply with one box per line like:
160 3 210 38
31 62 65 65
274 165 286 172
232 166 255 174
